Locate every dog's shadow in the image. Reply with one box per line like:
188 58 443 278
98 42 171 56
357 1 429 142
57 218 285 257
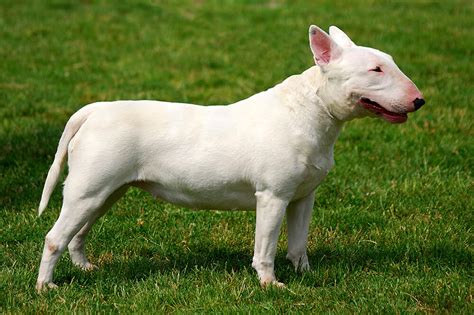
57 240 472 287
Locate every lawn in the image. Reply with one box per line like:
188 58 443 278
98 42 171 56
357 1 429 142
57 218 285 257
1 0 472 313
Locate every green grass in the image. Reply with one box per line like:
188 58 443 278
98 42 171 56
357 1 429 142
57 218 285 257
1 0 473 313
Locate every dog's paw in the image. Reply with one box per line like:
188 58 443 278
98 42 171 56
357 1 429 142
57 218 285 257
73 261 98 271
260 278 286 288
260 276 285 288
287 252 311 272
81 262 98 271
297 260 311 272
36 281 58 293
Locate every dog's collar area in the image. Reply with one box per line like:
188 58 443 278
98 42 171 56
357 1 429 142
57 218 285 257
358 97 407 123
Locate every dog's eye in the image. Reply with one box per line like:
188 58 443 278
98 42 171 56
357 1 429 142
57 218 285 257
370 66 383 72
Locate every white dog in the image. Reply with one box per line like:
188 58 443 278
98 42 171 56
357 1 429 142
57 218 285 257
36 25 424 291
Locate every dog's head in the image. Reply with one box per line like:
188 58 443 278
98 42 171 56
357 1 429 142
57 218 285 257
309 25 424 123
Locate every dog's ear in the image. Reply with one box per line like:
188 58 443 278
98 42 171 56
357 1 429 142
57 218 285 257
309 25 342 66
329 26 355 48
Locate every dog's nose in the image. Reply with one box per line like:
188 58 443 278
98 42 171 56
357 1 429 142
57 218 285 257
413 98 425 111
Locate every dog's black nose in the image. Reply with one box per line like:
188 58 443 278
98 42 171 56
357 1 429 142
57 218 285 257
413 98 425 110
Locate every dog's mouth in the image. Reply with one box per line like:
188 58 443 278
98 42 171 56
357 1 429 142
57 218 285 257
358 97 407 124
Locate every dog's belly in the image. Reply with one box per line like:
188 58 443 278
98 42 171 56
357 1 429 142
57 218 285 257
133 181 257 210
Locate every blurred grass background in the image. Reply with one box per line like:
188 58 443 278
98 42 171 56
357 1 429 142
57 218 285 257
1 0 472 312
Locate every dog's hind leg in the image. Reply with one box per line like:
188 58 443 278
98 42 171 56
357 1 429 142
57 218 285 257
68 185 129 271
36 176 124 292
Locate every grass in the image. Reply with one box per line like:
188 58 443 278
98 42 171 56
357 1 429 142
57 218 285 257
1 0 473 313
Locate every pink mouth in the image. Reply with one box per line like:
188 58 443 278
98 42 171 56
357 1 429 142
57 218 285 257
358 97 407 124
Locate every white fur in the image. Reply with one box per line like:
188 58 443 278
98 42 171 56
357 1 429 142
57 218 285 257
36 25 423 291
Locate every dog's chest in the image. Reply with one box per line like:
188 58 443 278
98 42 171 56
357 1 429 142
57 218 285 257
293 156 333 200
286 125 337 200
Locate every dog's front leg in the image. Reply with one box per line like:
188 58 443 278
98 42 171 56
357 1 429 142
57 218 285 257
286 191 315 271
252 191 289 287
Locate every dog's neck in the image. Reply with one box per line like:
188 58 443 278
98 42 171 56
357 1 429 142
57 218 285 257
271 66 345 161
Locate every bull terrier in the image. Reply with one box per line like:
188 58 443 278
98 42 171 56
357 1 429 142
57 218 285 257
36 25 424 291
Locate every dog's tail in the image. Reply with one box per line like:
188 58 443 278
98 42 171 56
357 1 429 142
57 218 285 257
38 105 96 216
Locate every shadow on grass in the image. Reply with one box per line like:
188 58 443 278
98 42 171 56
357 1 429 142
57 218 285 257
54 240 472 287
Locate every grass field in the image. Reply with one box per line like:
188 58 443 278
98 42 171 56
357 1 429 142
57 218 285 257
1 0 473 313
